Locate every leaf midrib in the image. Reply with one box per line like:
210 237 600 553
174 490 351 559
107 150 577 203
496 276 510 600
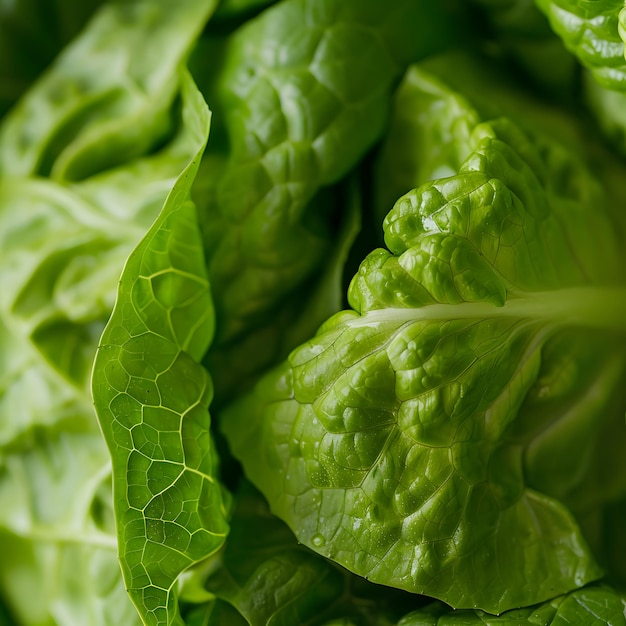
347 286 626 333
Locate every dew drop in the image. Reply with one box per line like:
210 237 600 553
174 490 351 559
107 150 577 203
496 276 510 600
311 533 325 548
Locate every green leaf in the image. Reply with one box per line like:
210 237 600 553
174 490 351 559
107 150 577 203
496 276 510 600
0 13 223 622
92 71 229 626
182 600 248 626
398 584 626 625
0 0 218 180
578 496 626 591
374 51 626 232
583 72 626 156
205 175 362 404
186 482 425 626
0 0 105 119
534 0 626 91
222 67 626 613
373 66 480 225
191 0 455 402
0 431 141 626
213 0 278 21
0 59 218 406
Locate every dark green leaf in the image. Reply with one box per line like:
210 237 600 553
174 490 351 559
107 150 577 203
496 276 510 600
187 482 426 626
191 0 456 403
0 0 104 119
398 584 626 625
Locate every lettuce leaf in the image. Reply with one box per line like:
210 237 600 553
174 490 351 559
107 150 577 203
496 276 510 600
92 70 229 626
469 0 579 96
222 64 626 614
0 0 217 180
0 430 139 626
399 585 626 625
3 1 626 624
534 0 626 91
192 0 455 402
185 481 425 626
0 2 222 624
0 0 104 119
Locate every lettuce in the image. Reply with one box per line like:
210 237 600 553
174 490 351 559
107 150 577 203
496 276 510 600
222 64 626 614
534 0 626 90
399 585 626 625
1 1 626 625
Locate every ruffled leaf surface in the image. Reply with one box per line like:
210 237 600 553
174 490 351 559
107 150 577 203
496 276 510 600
222 65 626 614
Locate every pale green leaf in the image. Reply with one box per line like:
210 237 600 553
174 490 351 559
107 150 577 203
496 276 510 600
0 0 218 180
0 431 140 626
92 72 229 626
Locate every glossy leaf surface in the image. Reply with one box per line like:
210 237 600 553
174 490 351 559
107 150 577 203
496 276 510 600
222 66 626 614
193 0 455 403
535 0 626 90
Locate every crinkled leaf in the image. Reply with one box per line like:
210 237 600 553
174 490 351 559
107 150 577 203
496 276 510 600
222 67 626 613
408 50 597 153
0 254 136 625
373 66 480 225
191 0 455 403
206 175 361 403
0 61 219 429
374 52 626 234
374 52 572 225
0 21 220 626
535 0 626 91
0 0 218 180
92 72 229 626
0 178 152 398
